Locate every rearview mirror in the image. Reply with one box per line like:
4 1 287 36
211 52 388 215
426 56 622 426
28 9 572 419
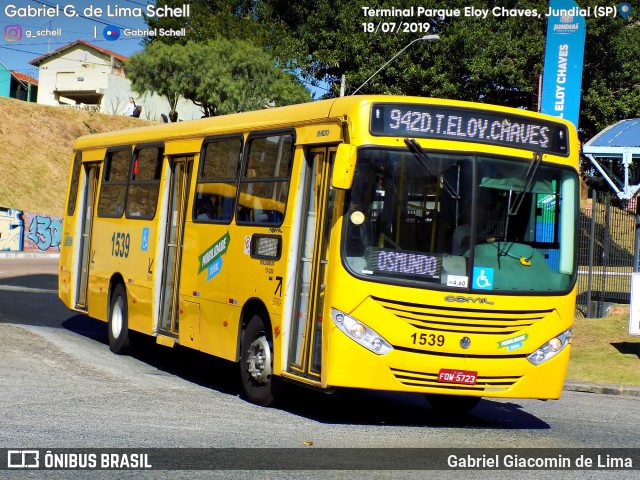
332 144 357 190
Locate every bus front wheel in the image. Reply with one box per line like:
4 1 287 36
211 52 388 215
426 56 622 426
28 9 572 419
108 283 131 354
240 315 279 406
425 394 480 413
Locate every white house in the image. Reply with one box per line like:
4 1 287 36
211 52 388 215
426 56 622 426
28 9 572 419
29 40 202 121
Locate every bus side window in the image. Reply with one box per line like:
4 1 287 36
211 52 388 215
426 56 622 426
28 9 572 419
97 149 131 218
66 151 83 216
194 137 243 223
238 133 293 225
126 147 163 219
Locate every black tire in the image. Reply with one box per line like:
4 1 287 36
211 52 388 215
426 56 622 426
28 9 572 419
240 315 279 406
108 283 131 354
425 394 480 413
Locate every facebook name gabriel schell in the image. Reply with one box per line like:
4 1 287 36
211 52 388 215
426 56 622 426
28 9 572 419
123 28 187 38
101 26 186 41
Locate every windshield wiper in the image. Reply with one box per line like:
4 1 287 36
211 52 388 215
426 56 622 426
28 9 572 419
508 151 542 216
405 139 459 199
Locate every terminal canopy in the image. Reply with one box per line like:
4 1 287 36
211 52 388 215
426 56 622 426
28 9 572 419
583 119 640 200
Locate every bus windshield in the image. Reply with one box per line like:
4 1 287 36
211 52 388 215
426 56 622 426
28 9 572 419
343 147 578 293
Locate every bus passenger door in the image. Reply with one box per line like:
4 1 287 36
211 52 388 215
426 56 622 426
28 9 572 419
287 147 336 382
75 163 99 310
158 156 192 337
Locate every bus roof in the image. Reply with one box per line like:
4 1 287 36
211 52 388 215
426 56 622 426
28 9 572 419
74 97 343 150
73 95 576 150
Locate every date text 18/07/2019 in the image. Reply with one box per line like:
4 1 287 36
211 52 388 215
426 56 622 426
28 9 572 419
362 22 430 34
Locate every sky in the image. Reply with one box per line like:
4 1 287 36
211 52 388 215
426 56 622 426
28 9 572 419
0 0 328 96
0 0 154 78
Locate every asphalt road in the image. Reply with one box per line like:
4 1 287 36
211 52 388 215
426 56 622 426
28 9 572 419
0 257 638 479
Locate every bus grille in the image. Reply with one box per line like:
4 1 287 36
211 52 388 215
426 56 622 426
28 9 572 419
373 296 553 335
390 367 521 392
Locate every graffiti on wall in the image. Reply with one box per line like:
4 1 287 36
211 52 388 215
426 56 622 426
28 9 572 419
0 208 23 251
0 207 62 253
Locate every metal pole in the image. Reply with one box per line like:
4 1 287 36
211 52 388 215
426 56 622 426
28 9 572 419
351 35 439 95
537 74 542 112
586 190 596 317
635 196 640 274
600 194 611 316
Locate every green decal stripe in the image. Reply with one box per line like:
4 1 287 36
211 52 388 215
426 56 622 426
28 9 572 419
198 231 231 274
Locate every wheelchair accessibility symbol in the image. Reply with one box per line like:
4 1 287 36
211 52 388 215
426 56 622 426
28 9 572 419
473 267 494 290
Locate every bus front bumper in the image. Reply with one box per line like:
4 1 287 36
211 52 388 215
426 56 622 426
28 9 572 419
325 327 571 400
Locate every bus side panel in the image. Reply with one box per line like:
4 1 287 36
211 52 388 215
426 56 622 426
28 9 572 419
85 216 118 323
86 218 156 328
58 212 75 308
199 301 242 361
178 298 200 350
86 273 109 322
225 228 291 325
225 225 290 369
122 221 158 336
126 285 155 335
181 222 235 360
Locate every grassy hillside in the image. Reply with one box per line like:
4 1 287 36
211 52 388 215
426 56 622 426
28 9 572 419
0 97 152 216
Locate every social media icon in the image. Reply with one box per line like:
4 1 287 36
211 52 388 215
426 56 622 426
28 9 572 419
4 24 22 42
103 25 120 41
618 3 632 19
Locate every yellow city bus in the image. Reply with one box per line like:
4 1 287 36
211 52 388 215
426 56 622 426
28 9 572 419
59 95 579 411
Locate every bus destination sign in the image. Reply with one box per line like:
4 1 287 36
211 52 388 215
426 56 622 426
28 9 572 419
366 247 442 279
370 104 569 155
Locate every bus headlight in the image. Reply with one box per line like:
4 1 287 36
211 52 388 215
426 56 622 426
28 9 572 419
527 328 572 365
331 308 392 355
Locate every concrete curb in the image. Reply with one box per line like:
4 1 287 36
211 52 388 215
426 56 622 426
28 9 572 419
0 252 60 259
564 381 640 398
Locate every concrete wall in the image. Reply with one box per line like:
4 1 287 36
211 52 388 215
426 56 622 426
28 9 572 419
36 45 203 121
36 45 116 106
104 74 203 121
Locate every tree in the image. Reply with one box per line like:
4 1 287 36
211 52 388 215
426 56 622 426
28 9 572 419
144 0 296 61
125 42 183 119
145 0 256 42
145 0 640 139
258 0 549 105
126 39 310 117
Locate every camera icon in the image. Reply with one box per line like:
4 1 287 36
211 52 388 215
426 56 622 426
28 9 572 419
4 24 22 42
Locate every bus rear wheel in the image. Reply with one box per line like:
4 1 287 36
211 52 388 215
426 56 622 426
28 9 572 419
240 315 279 406
425 394 480 413
108 283 131 354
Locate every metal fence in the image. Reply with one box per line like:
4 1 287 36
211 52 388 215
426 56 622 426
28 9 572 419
576 191 635 317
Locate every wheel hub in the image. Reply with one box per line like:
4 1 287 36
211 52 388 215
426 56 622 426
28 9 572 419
246 336 272 384
112 298 123 338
